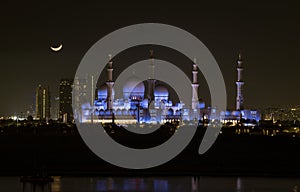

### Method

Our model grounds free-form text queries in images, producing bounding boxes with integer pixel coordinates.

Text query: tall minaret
[191,58,199,110]
[147,50,156,104]
[106,54,114,110]
[236,52,244,110]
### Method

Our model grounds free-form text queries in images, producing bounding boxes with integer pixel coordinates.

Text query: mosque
[74,51,261,126]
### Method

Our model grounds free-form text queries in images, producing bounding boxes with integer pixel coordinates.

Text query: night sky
[0,1,299,116]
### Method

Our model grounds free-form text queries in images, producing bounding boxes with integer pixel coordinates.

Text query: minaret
[191,58,199,110]
[236,52,244,110]
[147,50,156,104]
[106,54,114,110]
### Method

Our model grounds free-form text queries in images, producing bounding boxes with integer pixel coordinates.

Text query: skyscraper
[35,85,50,120]
[59,79,73,123]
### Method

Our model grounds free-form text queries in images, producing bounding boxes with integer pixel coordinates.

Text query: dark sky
[0,1,299,116]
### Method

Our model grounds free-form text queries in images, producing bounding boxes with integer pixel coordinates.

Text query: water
[0,176,299,192]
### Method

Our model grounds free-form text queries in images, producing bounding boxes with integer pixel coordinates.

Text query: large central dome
[97,84,115,100]
[154,85,169,101]
[123,76,145,100]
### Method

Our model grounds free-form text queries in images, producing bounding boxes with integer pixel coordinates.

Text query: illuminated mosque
[75,51,261,126]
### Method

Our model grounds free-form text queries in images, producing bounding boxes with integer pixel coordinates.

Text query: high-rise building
[35,85,50,120]
[59,79,73,123]
[51,96,60,120]
[73,76,88,123]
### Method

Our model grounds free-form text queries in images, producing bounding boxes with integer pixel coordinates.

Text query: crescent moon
[50,44,63,52]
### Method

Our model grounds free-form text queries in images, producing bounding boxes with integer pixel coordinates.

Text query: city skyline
[0,1,299,116]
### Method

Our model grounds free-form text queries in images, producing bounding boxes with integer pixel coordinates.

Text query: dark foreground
[2,176,300,192]
[0,124,300,177]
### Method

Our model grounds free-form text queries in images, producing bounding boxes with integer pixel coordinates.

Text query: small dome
[97,84,114,100]
[141,99,149,108]
[98,85,107,100]
[232,110,241,116]
[225,110,231,116]
[81,102,91,110]
[123,77,145,100]
[154,85,169,101]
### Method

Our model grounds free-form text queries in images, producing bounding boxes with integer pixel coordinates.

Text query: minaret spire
[148,50,155,79]
[106,54,114,110]
[238,51,242,62]
[147,50,156,103]
[191,58,199,120]
[236,51,244,110]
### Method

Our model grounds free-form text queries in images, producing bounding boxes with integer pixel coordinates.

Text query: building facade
[75,52,204,124]
[74,52,261,126]
[221,52,261,126]
[59,79,73,123]
[35,85,50,120]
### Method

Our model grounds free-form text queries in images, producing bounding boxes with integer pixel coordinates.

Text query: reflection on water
[0,176,299,192]
[21,182,51,192]
[237,177,242,192]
